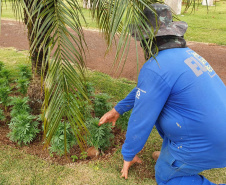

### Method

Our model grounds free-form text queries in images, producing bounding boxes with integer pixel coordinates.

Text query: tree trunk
[83,0,87,8]
[83,0,91,9]
[87,0,91,9]
[23,1,49,112]
[24,0,49,75]
[165,0,182,15]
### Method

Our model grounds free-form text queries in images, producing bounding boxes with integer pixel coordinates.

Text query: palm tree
[1,0,188,152]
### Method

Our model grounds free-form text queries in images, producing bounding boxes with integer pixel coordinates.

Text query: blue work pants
[155,137,225,185]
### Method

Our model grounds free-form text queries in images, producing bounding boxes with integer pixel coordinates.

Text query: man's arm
[121,68,171,162]
[98,87,137,126]
[114,87,137,115]
[120,68,171,179]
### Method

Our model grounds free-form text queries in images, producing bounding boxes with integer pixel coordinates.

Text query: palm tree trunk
[24,0,49,75]
[23,0,49,113]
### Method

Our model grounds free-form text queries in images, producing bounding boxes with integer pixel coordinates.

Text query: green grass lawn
[0,48,226,184]
[0,48,30,77]
[0,144,157,185]
[179,0,226,45]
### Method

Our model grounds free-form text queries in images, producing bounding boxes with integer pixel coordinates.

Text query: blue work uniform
[114,48,226,185]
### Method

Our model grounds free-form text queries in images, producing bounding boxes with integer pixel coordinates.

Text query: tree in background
[83,0,91,9]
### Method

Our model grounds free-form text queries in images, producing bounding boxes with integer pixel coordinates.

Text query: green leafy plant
[71,155,78,162]
[94,93,113,118]
[116,110,132,131]
[82,100,94,122]
[0,86,11,110]
[16,78,30,95]
[68,92,94,122]
[8,113,40,145]
[17,64,32,80]
[49,121,77,156]
[0,109,5,121]
[9,96,30,117]
[80,151,87,160]
[85,82,95,98]
[0,61,4,71]
[86,117,114,151]
[0,67,12,111]
[14,65,31,96]
[0,78,8,87]
[0,68,11,82]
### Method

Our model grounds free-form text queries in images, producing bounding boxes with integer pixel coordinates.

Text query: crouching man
[99,3,226,185]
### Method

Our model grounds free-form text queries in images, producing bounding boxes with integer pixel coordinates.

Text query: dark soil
[0,119,125,165]
[0,19,226,167]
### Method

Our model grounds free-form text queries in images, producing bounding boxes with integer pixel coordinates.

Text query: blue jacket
[115,48,226,169]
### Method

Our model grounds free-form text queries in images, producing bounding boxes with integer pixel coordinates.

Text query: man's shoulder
[140,47,195,87]
[143,47,191,72]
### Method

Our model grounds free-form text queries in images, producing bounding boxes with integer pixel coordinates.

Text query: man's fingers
[136,158,142,164]
[124,171,128,179]
[120,170,128,179]
[112,121,116,127]
[98,121,103,126]
[98,117,106,126]
[121,161,130,180]
[99,117,116,127]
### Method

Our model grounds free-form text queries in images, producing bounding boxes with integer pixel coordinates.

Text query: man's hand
[120,155,142,179]
[98,108,120,126]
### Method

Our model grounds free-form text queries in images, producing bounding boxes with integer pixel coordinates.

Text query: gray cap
[130,3,188,40]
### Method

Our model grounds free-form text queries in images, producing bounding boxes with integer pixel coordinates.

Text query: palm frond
[37,0,88,150]
[17,0,89,151]
[90,0,163,77]
[0,0,1,33]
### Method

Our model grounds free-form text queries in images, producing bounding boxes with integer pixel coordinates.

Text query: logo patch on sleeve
[136,88,146,99]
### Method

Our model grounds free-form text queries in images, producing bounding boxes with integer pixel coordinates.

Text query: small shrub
[71,155,78,162]
[82,100,94,121]
[80,151,87,160]
[77,82,95,99]
[67,93,93,121]
[8,113,40,145]
[49,121,77,156]
[85,82,95,98]
[86,117,114,151]
[94,93,113,118]
[116,111,132,131]
[0,78,9,87]
[0,68,11,82]
[0,109,5,121]
[0,61,4,71]
[16,78,30,95]
[0,86,11,109]
[17,64,32,80]
[9,96,30,117]
[0,68,12,110]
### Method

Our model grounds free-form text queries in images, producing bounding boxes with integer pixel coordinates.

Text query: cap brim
[156,21,188,37]
[130,21,188,41]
